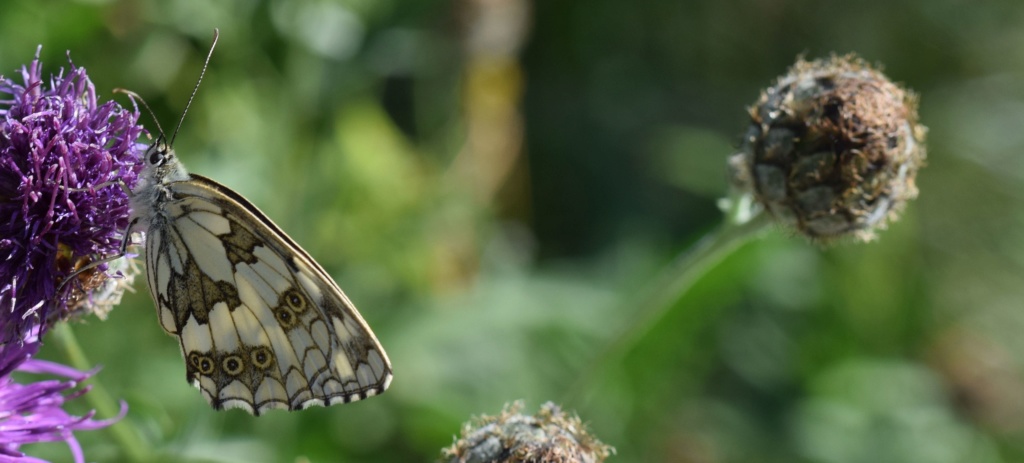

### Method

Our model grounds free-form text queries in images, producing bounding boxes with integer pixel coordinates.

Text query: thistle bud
[441,401,614,463]
[729,54,926,241]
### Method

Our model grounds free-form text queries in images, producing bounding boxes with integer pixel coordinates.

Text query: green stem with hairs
[53,323,149,462]
[565,198,772,405]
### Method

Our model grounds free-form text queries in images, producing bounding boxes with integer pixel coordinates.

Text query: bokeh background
[4,0,1023,462]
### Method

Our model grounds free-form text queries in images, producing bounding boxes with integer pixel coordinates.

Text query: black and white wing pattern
[143,174,392,415]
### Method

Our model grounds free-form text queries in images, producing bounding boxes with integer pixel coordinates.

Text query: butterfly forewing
[143,174,392,415]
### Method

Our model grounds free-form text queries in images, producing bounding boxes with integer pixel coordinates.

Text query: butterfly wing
[144,174,392,415]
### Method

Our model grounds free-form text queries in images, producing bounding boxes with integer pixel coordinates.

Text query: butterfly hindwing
[144,175,392,415]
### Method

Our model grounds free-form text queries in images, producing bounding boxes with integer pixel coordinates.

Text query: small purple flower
[0,335,123,463]
[0,47,144,344]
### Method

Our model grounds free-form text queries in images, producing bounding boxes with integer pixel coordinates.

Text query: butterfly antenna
[169,28,219,147]
[113,88,167,143]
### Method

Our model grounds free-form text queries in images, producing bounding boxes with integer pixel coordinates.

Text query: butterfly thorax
[130,143,191,229]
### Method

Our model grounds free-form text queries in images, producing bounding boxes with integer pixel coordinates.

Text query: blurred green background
[5,0,1022,462]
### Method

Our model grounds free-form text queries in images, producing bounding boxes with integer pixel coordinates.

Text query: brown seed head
[730,54,927,241]
[441,401,614,463]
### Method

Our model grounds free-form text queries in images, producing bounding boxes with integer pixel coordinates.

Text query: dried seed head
[441,401,614,463]
[729,54,927,242]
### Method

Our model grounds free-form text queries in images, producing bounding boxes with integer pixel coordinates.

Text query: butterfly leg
[66,178,131,196]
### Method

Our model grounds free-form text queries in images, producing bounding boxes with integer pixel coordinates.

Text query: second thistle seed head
[730,54,927,241]
[441,401,614,463]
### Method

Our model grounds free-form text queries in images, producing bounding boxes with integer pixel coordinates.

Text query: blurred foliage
[4,0,1024,462]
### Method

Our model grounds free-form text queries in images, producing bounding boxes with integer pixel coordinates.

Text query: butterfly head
[130,140,190,226]
[145,141,175,168]
[138,140,189,186]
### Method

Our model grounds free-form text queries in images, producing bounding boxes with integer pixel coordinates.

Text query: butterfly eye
[222,355,245,376]
[148,150,161,165]
[147,144,174,166]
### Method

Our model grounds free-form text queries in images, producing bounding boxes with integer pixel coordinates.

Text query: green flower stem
[53,323,149,462]
[565,204,773,405]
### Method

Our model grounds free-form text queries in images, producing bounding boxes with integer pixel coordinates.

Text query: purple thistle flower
[0,335,124,463]
[0,47,144,344]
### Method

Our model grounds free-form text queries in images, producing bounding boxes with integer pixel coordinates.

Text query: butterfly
[122,31,391,415]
